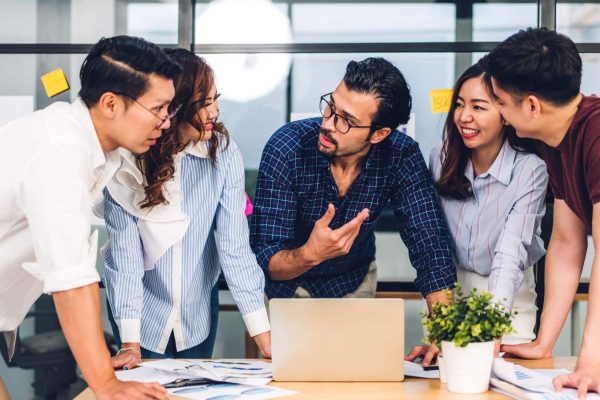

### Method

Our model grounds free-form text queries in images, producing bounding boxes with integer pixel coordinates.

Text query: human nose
[459,107,474,123]
[207,101,219,119]
[322,112,336,131]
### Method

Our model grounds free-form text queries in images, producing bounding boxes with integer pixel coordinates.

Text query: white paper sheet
[139,359,274,386]
[491,359,600,400]
[403,360,440,379]
[115,366,192,385]
[200,360,272,379]
[167,382,295,400]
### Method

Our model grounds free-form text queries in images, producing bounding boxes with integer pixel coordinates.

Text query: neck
[539,93,583,147]
[89,107,117,153]
[471,140,504,177]
[330,146,370,172]
[179,122,201,145]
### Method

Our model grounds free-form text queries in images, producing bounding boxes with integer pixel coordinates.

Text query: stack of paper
[116,359,296,400]
[490,359,600,400]
[403,360,440,379]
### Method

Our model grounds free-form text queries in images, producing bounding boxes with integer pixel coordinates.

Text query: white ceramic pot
[437,355,447,384]
[441,340,494,394]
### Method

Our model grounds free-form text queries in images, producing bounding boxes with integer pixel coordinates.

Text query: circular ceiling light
[196,0,293,103]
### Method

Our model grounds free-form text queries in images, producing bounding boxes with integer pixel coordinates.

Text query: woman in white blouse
[407,63,548,366]
[103,49,271,368]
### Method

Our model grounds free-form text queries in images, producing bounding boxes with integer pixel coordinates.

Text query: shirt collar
[183,140,210,158]
[464,139,516,186]
[70,97,108,171]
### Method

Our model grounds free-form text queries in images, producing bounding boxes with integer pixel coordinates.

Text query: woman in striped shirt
[407,63,548,366]
[103,49,271,368]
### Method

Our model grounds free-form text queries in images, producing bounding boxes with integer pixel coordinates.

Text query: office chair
[0,309,117,400]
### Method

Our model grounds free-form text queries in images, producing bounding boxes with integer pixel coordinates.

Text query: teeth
[463,128,480,134]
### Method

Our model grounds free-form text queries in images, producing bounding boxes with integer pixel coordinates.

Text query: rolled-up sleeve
[103,190,145,343]
[391,141,456,296]
[215,144,269,336]
[489,159,548,310]
[249,141,296,275]
[17,142,100,294]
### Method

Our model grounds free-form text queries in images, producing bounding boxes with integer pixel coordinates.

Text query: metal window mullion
[538,0,557,30]
[179,0,194,50]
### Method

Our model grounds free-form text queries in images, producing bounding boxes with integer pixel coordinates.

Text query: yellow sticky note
[430,89,453,113]
[40,68,70,97]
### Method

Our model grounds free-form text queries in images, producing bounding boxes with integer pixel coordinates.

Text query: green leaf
[421,283,514,347]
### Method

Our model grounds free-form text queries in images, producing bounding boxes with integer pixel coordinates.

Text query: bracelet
[116,347,141,357]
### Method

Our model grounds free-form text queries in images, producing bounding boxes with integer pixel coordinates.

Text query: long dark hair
[138,48,230,209]
[436,63,537,200]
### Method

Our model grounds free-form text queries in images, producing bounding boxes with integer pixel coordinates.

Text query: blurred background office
[1,0,600,398]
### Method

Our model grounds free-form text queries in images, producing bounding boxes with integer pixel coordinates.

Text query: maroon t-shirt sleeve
[538,142,565,200]
[584,116,600,204]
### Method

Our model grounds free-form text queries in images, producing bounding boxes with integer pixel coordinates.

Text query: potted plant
[422,285,514,394]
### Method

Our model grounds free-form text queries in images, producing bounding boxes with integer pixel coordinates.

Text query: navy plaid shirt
[250,118,456,298]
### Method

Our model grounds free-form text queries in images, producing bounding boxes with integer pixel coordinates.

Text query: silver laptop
[270,298,405,382]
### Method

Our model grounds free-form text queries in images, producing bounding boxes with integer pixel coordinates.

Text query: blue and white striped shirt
[429,140,548,309]
[103,139,268,354]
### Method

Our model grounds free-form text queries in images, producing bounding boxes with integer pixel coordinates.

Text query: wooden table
[75,357,576,400]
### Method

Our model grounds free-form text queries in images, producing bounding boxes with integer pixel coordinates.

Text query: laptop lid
[270,298,404,382]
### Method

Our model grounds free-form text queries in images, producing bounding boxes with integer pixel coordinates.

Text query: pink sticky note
[244,192,254,217]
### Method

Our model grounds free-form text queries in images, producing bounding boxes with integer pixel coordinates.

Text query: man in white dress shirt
[0,36,180,399]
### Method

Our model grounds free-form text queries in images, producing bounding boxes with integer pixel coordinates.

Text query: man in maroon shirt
[482,28,600,398]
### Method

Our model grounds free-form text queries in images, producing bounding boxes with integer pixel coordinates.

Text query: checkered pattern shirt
[250,118,456,298]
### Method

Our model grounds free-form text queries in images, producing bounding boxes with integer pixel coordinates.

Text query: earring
[502,119,510,126]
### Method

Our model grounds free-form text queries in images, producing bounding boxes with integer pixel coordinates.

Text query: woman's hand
[253,331,272,359]
[112,343,142,370]
[405,344,441,367]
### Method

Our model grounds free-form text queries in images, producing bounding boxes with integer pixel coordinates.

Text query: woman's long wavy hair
[138,48,230,209]
[436,63,538,200]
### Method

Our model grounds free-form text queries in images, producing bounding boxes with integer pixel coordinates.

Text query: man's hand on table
[501,339,553,359]
[95,378,167,400]
[553,357,600,399]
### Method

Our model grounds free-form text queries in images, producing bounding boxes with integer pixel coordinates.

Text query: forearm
[425,289,452,312]
[578,253,600,365]
[53,283,115,392]
[268,246,320,280]
[489,256,523,311]
[536,238,584,349]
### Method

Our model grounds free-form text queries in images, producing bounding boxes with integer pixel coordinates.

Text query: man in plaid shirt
[250,58,455,309]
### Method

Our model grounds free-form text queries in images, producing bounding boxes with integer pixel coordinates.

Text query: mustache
[319,128,338,146]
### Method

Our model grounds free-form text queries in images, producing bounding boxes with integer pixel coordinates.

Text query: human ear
[369,127,392,144]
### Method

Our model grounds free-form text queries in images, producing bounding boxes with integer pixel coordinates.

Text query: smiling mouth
[461,128,480,138]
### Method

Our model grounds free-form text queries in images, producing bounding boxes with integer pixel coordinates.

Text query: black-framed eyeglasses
[115,92,181,129]
[319,92,380,134]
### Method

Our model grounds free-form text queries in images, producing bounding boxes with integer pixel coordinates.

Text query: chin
[136,144,151,154]
[317,147,336,158]
[202,131,213,141]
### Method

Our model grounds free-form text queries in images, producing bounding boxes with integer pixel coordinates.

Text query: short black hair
[79,35,181,107]
[480,27,581,106]
[342,57,412,130]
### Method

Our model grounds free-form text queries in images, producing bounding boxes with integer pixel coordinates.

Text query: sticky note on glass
[40,68,70,97]
[430,89,453,113]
